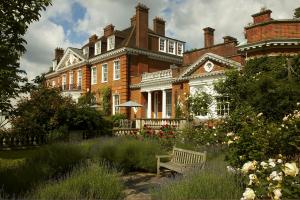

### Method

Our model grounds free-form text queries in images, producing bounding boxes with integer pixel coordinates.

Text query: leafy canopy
[0,0,51,112]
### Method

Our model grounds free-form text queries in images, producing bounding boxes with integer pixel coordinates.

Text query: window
[83,47,89,57]
[216,96,230,117]
[159,38,166,52]
[177,43,183,56]
[77,69,82,89]
[95,41,101,55]
[102,64,108,82]
[166,91,172,118]
[168,40,175,54]
[62,74,66,91]
[52,80,56,87]
[69,71,74,90]
[91,66,97,85]
[113,95,120,114]
[107,35,115,51]
[113,60,120,80]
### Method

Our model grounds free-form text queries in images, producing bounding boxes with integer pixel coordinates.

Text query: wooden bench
[156,147,207,175]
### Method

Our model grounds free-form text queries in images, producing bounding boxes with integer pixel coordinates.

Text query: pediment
[55,48,86,71]
[179,53,242,78]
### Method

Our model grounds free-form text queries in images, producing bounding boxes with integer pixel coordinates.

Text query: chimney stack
[203,27,215,48]
[252,9,272,24]
[89,34,98,43]
[104,24,115,37]
[54,47,64,62]
[223,36,237,44]
[131,15,136,26]
[153,17,165,36]
[136,3,149,49]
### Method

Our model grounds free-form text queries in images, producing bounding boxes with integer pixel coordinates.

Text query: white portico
[140,69,173,119]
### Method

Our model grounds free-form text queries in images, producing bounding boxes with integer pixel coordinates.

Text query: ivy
[100,86,111,116]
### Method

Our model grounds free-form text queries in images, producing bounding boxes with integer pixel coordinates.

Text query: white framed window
[102,63,108,82]
[107,35,115,51]
[95,41,101,55]
[77,69,82,89]
[52,80,56,87]
[168,40,175,54]
[166,90,172,118]
[113,94,120,114]
[177,42,183,56]
[113,60,120,80]
[69,71,74,90]
[91,66,97,85]
[62,74,67,90]
[216,96,230,117]
[83,47,89,57]
[159,37,166,52]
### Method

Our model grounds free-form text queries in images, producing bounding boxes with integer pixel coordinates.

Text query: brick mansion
[45,4,300,120]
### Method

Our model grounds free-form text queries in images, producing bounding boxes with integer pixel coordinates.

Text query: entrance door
[154,92,159,118]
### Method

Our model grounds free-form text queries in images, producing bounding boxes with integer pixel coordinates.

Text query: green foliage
[90,137,165,172]
[294,7,300,18]
[152,154,243,200]
[188,91,212,116]
[99,86,111,116]
[0,0,52,112]
[0,143,86,197]
[32,161,124,200]
[77,91,96,107]
[215,56,300,121]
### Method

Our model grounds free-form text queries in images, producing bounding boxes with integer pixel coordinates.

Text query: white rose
[260,161,268,169]
[277,159,283,164]
[248,174,257,185]
[242,161,256,174]
[269,171,282,182]
[241,188,256,200]
[227,132,234,137]
[234,136,240,141]
[257,112,263,117]
[269,161,276,168]
[282,116,288,121]
[283,162,299,177]
[228,140,234,145]
[273,188,282,200]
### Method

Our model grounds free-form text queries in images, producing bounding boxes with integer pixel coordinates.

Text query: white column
[162,90,167,118]
[147,91,152,118]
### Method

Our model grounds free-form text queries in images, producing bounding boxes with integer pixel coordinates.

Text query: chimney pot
[203,27,215,48]
[251,9,272,24]
[223,36,237,44]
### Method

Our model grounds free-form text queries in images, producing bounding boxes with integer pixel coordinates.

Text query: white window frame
[112,94,120,115]
[159,37,166,52]
[94,41,101,55]
[69,71,74,89]
[77,69,82,88]
[83,47,89,57]
[91,66,97,85]
[216,96,230,117]
[168,40,176,55]
[166,90,172,118]
[113,60,120,80]
[52,80,56,87]
[107,35,115,51]
[102,63,108,83]
[177,42,184,56]
[62,74,67,90]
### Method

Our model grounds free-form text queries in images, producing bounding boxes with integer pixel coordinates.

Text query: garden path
[122,171,174,200]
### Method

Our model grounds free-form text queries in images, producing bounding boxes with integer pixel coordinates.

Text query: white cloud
[20,0,300,81]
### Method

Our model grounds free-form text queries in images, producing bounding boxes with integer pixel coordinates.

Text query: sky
[20,0,300,81]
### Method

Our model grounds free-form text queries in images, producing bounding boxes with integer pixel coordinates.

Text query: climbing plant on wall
[100,86,111,116]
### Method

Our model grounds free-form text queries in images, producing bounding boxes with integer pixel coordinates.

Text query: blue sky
[20,0,300,81]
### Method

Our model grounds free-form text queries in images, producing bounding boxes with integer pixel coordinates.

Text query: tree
[0,0,52,112]
[294,7,300,18]
[215,55,300,121]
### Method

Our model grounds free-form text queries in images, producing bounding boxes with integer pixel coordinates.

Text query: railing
[112,128,139,136]
[141,69,172,82]
[136,118,187,130]
[0,134,47,150]
[62,84,82,92]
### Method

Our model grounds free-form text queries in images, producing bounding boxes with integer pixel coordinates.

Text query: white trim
[168,40,176,55]
[77,69,82,88]
[112,94,120,115]
[101,63,108,83]
[107,35,115,51]
[177,42,184,56]
[91,66,97,85]
[159,37,166,52]
[113,59,120,80]
[94,41,101,55]
[55,48,86,71]
[83,46,89,57]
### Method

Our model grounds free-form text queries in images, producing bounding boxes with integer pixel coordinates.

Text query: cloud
[20,0,300,81]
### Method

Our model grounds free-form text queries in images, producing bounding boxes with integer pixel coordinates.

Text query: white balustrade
[142,69,172,82]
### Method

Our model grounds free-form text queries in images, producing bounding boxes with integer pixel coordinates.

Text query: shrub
[152,154,243,200]
[32,161,124,200]
[90,137,165,172]
[0,142,86,197]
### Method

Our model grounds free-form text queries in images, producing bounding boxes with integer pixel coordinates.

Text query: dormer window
[159,38,166,52]
[95,41,101,55]
[107,35,115,51]
[177,43,183,56]
[168,40,175,54]
[83,47,89,57]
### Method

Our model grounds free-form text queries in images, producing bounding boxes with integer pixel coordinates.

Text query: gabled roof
[179,53,242,78]
[55,47,87,71]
